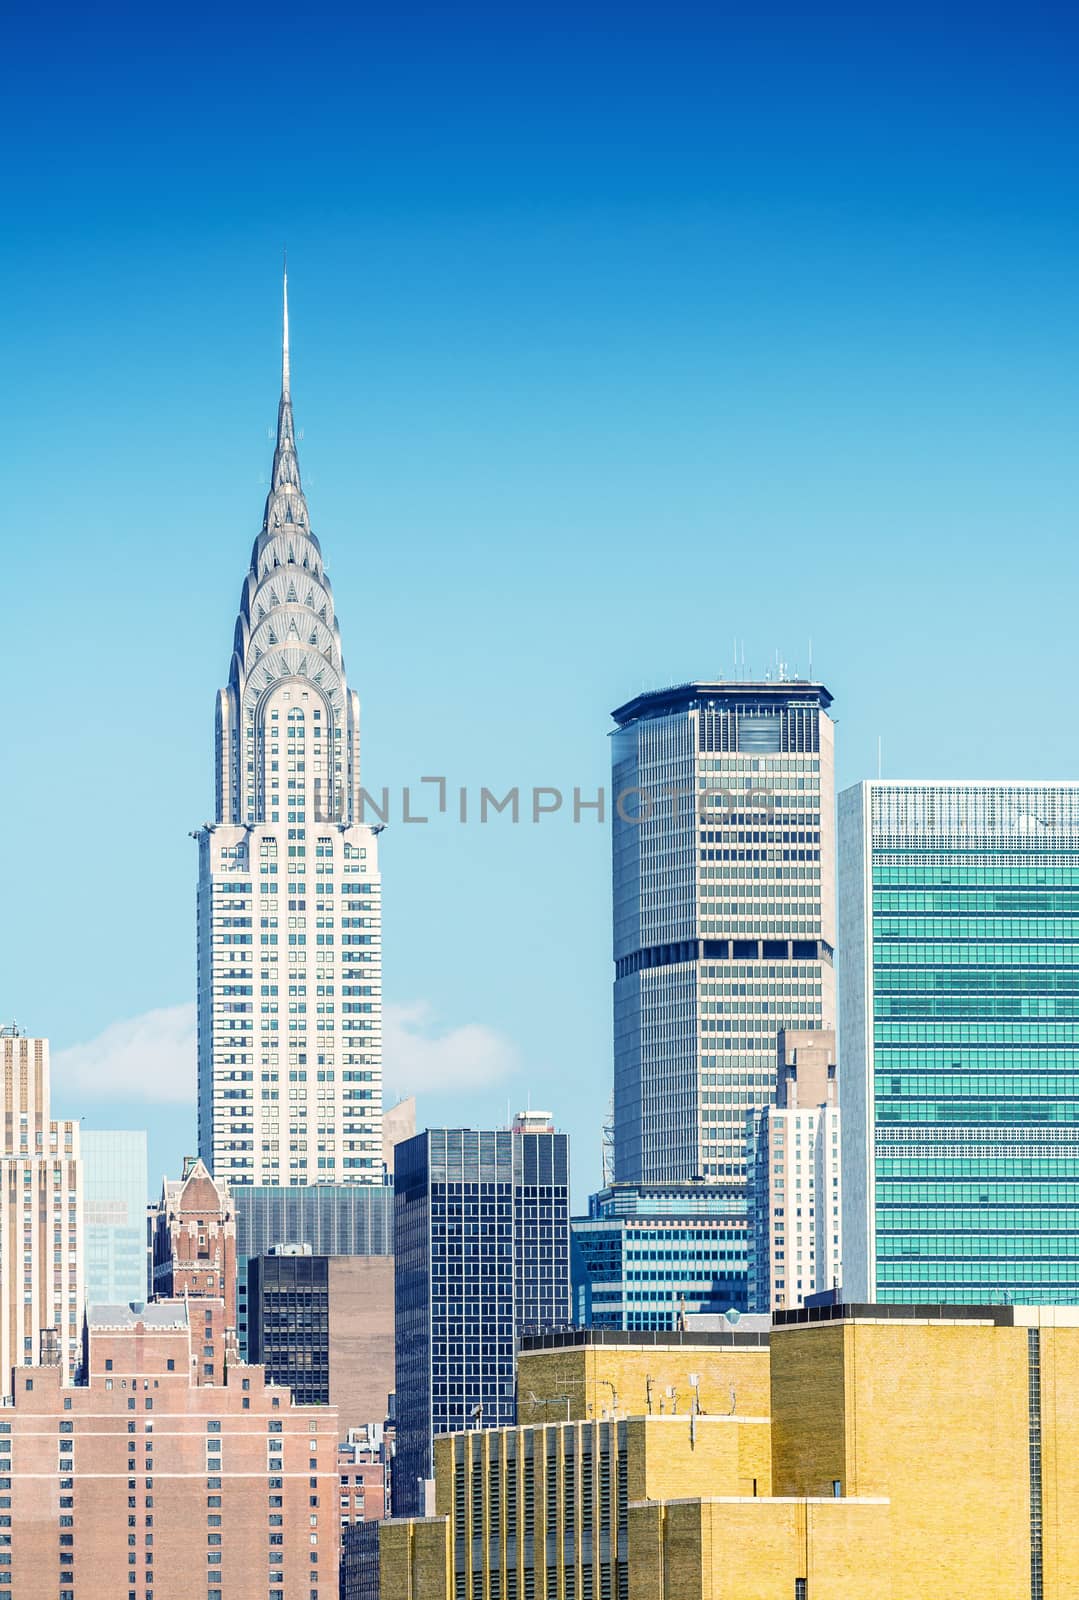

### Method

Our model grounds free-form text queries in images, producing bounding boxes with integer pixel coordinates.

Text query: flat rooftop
[521,1326,770,1352]
[612,680,833,727]
[771,1301,1079,1329]
[87,1302,189,1330]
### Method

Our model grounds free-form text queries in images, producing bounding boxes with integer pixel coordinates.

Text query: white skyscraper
[0,1028,83,1392]
[197,272,383,1187]
[748,1029,841,1313]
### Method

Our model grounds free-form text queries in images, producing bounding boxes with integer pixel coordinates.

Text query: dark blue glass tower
[393,1121,570,1516]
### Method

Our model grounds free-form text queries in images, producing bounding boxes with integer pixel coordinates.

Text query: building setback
[610,681,835,1188]
[82,1130,149,1309]
[380,1324,774,1600]
[749,1028,841,1313]
[0,1028,82,1392]
[197,269,383,1187]
[0,1301,339,1600]
[840,780,1079,1302]
[247,1249,395,1437]
[393,1118,571,1517]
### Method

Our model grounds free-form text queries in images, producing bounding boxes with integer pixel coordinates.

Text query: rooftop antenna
[877,736,883,780]
[600,1095,615,1188]
[808,637,814,678]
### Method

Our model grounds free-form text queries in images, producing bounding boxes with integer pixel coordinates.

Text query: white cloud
[383,1001,519,1095]
[53,1003,196,1105]
[50,998,514,1107]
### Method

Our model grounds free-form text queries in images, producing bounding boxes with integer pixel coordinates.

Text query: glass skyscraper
[393,1119,570,1516]
[840,780,1079,1303]
[612,681,836,1186]
[571,1181,748,1329]
[81,1130,149,1308]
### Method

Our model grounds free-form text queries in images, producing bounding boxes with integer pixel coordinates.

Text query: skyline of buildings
[12,283,1078,1305]
[10,271,1079,1599]
[196,270,384,1189]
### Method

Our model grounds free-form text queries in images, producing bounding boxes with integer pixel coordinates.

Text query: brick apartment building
[0,1299,340,1600]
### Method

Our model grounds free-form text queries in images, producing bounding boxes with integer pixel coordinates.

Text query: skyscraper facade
[611,681,835,1186]
[197,273,383,1188]
[393,1118,571,1516]
[0,1028,83,1392]
[840,780,1079,1303]
[81,1130,149,1308]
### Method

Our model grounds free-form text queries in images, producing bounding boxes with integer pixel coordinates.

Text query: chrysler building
[197,272,383,1186]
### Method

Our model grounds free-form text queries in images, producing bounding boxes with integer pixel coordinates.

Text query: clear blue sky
[4,2,1079,1202]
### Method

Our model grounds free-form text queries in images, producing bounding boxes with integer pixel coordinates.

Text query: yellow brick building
[515,1328,771,1427]
[380,1308,1079,1600]
[629,1495,891,1599]
[770,1301,1079,1600]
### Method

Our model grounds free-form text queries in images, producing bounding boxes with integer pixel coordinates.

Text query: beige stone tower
[0,1027,83,1393]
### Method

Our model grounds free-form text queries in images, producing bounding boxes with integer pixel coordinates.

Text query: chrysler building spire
[282,257,291,397]
[265,262,305,536]
[213,274,362,827]
[197,275,384,1189]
